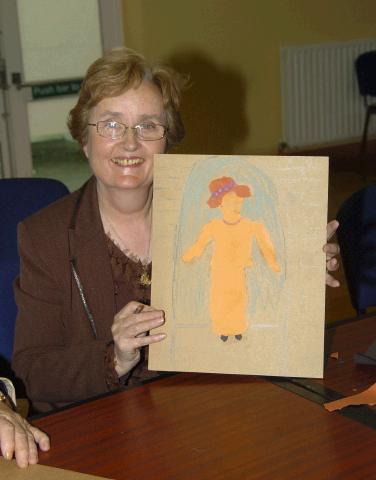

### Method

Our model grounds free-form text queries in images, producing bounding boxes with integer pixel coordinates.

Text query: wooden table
[323,315,376,396]
[286,315,376,419]
[32,316,376,480]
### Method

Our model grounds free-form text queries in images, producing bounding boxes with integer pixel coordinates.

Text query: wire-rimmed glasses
[88,120,167,141]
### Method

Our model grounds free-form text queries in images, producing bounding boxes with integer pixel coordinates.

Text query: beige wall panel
[122,0,376,154]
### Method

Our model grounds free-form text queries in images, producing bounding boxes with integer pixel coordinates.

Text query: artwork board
[149,155,328,378]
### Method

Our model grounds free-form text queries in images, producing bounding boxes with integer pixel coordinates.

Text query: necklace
[139,268,152,287]
[222,218,241,225]
[101,214,152,287]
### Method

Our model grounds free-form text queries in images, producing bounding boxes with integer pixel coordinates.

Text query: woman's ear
[83,143,89,159]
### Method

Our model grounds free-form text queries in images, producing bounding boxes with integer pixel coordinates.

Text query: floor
[32,139,376,324]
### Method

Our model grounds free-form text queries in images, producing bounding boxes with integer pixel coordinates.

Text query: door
[0,0,123,179]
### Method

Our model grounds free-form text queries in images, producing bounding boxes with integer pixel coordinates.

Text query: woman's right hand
[324,220,340,287]
[111,301,166,377]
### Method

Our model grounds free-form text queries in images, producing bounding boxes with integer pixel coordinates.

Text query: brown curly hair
[68,48,188,150]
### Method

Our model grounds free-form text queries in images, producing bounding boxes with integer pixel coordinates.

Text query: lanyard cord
[70,258,98,339]
[67,179,98,340]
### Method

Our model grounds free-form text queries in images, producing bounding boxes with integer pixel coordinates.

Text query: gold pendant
[140,271,152,286]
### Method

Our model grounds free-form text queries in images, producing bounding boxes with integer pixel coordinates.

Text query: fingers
[117,301,153,317]
[125,330,166,351]
[326,256,339,272]
[112,302,166,375]
[0,410,48,468]
[127,311,165,338]
[114,314,166,352]
[323,220,340,257]
[323,242,340,258]
[326,219,339,241]
[326,272,340,288]
[325,255,340,287]
[29,425,50,452]
[14,423,36,468]
[0,417,15,462]
[113,308,165,340]
[324,220,340,288]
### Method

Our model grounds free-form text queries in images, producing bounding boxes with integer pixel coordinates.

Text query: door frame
[99,0,124,52]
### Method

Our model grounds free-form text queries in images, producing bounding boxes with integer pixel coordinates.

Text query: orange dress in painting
[183,218,280,336]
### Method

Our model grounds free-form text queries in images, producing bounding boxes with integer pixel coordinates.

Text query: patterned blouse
[105,237,160,388]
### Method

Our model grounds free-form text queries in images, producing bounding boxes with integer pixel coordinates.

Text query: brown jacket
[12,177,120,412]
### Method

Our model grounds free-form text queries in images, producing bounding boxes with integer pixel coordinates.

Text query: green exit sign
[32,79,82,99]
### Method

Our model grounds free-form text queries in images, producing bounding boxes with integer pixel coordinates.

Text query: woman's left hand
[323,220,340,288]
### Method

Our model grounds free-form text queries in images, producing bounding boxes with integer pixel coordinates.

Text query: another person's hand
[324,220,340,288]
[111,301,166,377]
[0,402,50,468]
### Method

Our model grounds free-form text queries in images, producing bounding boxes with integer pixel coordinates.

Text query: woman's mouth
[111,157,144,167]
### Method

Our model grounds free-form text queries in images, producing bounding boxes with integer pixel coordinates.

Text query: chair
[355,50,376,176]
[336,185,376,314]
[0,178,69,372]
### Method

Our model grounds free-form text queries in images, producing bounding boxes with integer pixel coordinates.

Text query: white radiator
[280,38,376,148]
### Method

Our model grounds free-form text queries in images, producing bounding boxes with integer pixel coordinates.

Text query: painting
[149,155,328,378]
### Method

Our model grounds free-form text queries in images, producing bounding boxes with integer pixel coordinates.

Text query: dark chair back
[355,50,376,99]
[0,178,69,366]
[336,185,376,314]
[354,51,376,177]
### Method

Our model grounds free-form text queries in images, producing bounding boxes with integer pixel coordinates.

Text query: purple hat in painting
[207,176,251,208]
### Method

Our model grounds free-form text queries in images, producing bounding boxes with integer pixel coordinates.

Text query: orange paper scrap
[324,382,376,412]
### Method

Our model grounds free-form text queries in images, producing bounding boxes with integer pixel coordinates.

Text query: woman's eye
[140,123,156,130]
[106,121,120,129]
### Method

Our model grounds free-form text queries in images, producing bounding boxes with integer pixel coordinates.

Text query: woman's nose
[120,127,139,150]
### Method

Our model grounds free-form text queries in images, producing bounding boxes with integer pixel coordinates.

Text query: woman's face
[83,80,167,193]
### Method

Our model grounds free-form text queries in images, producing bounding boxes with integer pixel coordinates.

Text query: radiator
[280,38,376,148]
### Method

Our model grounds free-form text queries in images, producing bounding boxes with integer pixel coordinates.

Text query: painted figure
[182,176,280,341]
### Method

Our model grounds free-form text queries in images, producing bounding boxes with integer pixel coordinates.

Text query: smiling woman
[12,48,188,413]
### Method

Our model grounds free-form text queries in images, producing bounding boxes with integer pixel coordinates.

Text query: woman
[12,48,185,412]
[12,48,339,413]
[182,176,280,341]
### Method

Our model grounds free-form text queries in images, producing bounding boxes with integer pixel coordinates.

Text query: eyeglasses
[88,120,167,141]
